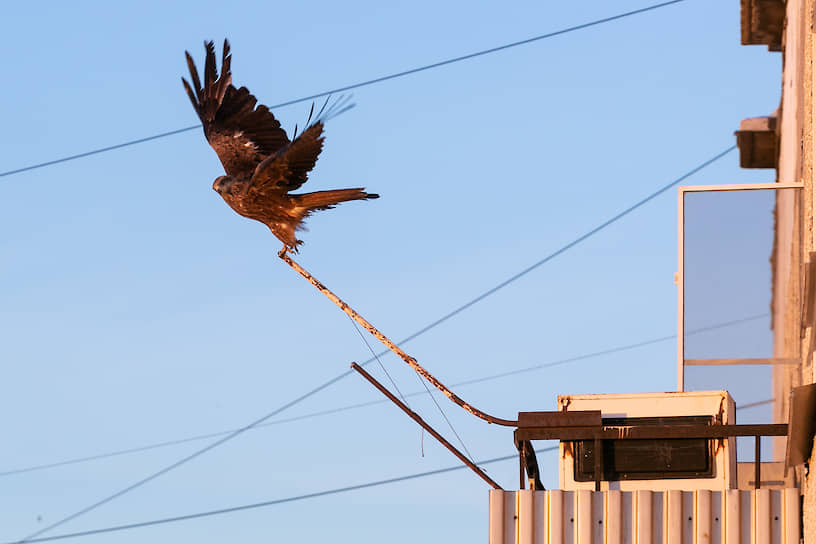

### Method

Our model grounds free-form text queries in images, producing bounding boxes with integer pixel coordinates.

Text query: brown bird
[182,39,378,252]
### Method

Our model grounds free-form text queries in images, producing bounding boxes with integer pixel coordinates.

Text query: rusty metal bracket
[514,416,788,490]
[516,440,545,490]
[786,382,816,468]
[514,423,788,442]
[279,250,517,426]
[351,362,503,489]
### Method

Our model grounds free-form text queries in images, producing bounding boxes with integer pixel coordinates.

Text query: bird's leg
[277,242,302,257]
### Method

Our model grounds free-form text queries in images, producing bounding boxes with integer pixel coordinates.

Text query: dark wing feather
[215,41,231,105]
[183,39,290,179]
[203,41,217,92]
[181,76,198,113]
[249,122,324,195]
[282,123,325,189]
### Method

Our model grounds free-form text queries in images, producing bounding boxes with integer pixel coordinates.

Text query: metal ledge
[740,0,784,47]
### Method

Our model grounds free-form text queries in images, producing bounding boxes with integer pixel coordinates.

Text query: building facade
[739,0,816,540]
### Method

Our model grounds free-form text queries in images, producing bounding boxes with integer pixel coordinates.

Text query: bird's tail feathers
[294,188,379,212]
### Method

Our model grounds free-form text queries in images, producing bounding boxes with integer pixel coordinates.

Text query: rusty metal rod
[279,250,517,426]
[514,423,788,442]
[351,362,503,490]
[594,436,603,492]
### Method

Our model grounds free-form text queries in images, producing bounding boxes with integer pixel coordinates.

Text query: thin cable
[350,311,474,460]
[737,399,774,410]
[253,0,686,110]
[5,447,559,544]
[391,145,737,347]
[347,315,410,405]
[348,315,432,456]
[14,146,734,540]
[0,0,687,180]
[412,371,477,463]
[0,126,200,179]
[2,311,764,479]
[14,372,350,543]
[454,312,768,387]
[4,401,777,542]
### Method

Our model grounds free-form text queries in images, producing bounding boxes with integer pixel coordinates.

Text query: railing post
[594,436,603,491]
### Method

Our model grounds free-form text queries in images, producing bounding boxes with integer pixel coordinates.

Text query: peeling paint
[279,251,518,427]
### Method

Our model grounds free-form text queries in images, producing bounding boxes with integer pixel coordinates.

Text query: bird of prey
[182,39,378,252]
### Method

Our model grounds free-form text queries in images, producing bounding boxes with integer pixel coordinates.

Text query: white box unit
[558,391,736,491]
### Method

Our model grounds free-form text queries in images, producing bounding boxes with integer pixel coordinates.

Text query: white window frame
[676,182,803,391]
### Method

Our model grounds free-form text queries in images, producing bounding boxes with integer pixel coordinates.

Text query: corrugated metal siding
[489,489,799,544]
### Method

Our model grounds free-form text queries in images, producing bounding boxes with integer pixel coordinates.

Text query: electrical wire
[735,399,774,410]
[5,377,777,544]
[13,144,733,541]
[7,397,778,543]
[412,368,477,463]
[4,446,559,544]
[14,373,350,543]
[0,0,687,180]
[0,312,768,478]
[348,316,410,406]
[452,312,768,387]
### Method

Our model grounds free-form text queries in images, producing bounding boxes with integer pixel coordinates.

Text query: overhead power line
[737,399,774,410]
[0,0,687,180]
[14,144,735,542]
[7,396,779,544]
[8,389,779,542]
[5,447,559,544]
[0,311,767,478]
[5,376,779,544]
[15,373,349,543]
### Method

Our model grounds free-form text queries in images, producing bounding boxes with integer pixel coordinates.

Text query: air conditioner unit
[558,391,736,491]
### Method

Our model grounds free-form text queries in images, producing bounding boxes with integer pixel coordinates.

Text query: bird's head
[213,175,238,196]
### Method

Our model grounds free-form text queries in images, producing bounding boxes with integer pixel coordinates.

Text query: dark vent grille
[574,415,715,481]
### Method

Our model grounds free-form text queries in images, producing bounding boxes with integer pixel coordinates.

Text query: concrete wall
[773,0,816,540]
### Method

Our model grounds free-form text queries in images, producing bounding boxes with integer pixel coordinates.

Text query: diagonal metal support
[351,362,503,489]
[279,250,517,426]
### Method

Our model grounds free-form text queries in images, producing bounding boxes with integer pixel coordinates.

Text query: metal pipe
[351,362,503,490]
[514,423,788,442]
[594,436,603,491]
[279,250,517,426]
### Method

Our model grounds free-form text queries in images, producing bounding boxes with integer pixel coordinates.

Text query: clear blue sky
[1,1,781,542]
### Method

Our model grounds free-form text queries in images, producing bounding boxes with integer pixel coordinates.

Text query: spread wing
[248,123,325,198]
[182,39,290,180]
